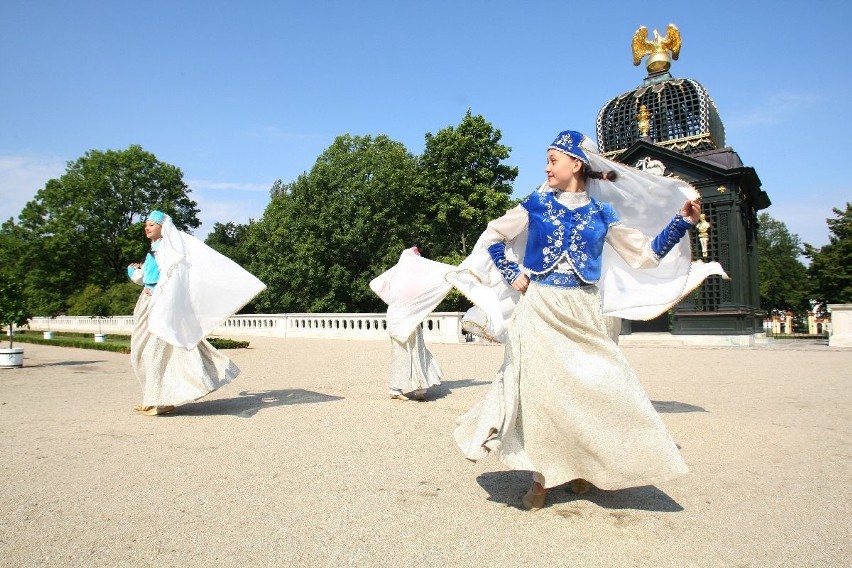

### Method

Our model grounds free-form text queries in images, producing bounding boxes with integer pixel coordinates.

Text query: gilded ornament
[696,213,711,258]
[637,105,651,136]
[632,23,682,74]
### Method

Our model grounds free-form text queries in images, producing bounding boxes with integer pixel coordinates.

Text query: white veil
[584,138,729,320]
[148,216,267,349]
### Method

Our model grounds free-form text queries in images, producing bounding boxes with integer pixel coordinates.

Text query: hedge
[8,330,249,353]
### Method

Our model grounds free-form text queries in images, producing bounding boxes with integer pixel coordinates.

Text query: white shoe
[388,388,408,400]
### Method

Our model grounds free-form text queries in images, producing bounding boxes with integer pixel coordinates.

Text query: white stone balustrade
[26,312,467,344]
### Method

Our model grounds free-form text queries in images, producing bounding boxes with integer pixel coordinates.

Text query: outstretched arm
[607,199,699,268]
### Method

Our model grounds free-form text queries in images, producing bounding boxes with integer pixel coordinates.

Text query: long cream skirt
[130,291,239,406]
[454,282,688,490]
[389,326,443,391]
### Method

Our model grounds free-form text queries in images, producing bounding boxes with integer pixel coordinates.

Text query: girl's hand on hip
[512,274,530,293]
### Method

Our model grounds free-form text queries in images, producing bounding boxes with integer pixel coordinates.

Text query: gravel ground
[0,337,849,567]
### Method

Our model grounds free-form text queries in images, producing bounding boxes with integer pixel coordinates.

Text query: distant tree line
[1,110,849,320]
[0,111,518,316]
[757,206,852,318]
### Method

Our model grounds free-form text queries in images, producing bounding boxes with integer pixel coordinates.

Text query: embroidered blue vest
[520,190,619,284]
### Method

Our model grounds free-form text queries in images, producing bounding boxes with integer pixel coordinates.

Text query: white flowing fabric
[373,139,728,342]
[369,248,455,341]
[585,149,729,320]
[148,216,267,349]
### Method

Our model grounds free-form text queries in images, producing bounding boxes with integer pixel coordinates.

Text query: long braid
[582,164,618,182]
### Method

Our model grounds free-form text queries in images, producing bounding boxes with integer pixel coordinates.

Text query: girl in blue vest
[453,131,702,510]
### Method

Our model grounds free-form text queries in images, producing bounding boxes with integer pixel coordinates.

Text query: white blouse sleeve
[605,224,660,269]
[480,204,529,247]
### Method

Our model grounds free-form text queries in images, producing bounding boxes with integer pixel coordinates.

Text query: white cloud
[186,178,274,239]
[186,178,271,193]
[0,155,66,223]
[189,183,273,239]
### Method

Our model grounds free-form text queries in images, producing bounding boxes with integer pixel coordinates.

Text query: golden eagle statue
[632,23,681,74]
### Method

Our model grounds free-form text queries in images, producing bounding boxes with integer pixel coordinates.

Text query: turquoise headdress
[147,210,166,224]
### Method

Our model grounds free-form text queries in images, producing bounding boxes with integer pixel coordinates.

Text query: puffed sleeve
[605,224,661,269]
[480,204,529,246]
[482,205,529,284]
[127,265,143,285]
[606,213,695,269]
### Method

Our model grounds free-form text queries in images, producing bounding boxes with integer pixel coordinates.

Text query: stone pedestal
[827,304,852,347]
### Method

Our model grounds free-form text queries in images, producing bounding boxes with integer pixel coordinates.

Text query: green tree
[246,134,427,313]
[205,221,251,267]
[418,110,518,259]
[12,145,200,314]
[66,284,108,316]
[757,213,809,314]
[0,272,32,349]
[0,218,64,316]
[804,203,852,305]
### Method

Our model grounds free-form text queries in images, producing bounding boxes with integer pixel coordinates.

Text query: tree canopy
[245,133,427,313]
[804,203,852,305]
[237,113,519,314]
[6,145,199,314]
[756,212,809,314]
[418,110,518,259]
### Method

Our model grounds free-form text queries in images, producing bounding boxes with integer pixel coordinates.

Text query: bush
[105,282,141,315]
[10,333,131,353]
[12,331,249,352]
[66,285,107,316]
[208,337,251,349]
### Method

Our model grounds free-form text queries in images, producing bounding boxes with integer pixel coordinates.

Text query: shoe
[414,389,427,401]
[143,405,175,416]
[134,404,154,412]
[568,479,592,495]
[388,389,408,401]
[522,483,548,511]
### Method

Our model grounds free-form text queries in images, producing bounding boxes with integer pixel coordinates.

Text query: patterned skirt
[454,282,688,490]
[130,291,240,406]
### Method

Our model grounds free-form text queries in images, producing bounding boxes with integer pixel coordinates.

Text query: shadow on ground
[25,360,107,368]
[652,400,706,413]
[173,389,344,418]
[476,470,683,513]
[426,378,489,401]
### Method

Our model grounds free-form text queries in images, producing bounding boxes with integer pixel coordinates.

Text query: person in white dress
[127,210,265,416]
[371,246,443,401]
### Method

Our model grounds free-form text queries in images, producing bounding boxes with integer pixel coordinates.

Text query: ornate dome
[596,74,726,157]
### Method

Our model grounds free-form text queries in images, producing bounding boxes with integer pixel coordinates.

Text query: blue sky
[1,1,849,249]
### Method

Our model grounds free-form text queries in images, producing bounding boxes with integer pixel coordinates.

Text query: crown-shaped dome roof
[596,73,726,157]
